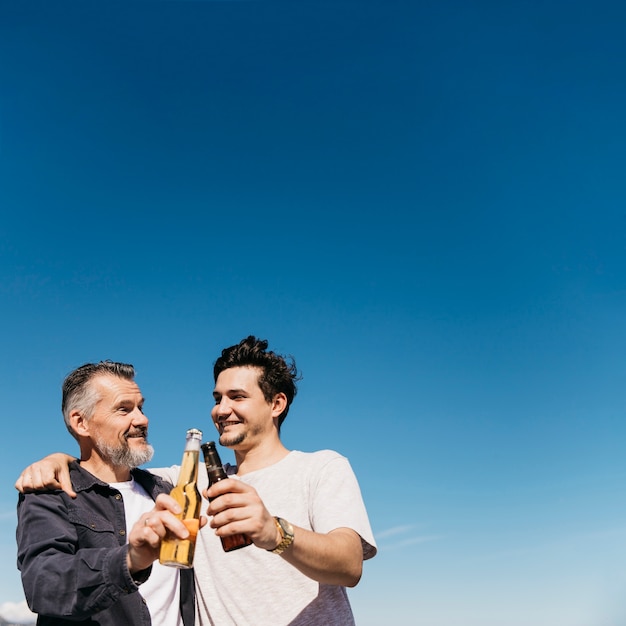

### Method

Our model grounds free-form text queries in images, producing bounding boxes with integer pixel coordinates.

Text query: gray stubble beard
[95,438,154,469]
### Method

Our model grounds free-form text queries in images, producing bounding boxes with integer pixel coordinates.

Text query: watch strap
[268,516,294,554]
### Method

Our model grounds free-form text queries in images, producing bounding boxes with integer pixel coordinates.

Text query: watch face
[269,517,294,554]
[277,517,294,537]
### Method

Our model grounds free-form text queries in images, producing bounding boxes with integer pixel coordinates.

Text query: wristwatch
[268,516,294,554]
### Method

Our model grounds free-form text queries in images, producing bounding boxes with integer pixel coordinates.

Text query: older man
[16,361,198,626]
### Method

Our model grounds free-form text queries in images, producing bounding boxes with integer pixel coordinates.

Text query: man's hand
[15,453,77,498]
[127,493,207,574]
[203,478,280,550]
[203,479,363,586]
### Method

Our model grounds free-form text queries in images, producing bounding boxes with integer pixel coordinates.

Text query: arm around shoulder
[15,452,77,498]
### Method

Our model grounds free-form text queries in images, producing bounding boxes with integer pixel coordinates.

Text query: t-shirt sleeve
[309,453,377,560]
[148,465,181,484]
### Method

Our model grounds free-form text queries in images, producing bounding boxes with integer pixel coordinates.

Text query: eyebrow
[115,397,145,406]
[213,388,246,398]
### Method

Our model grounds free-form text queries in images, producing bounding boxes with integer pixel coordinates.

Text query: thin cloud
[0,600,35,623]
[472,525,626,564]
[383,534,442,551]
[376,524,417,539]
[375,524,442,550]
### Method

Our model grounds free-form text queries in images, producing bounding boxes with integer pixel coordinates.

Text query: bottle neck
[177,438,201,486]
[202,443,227,484]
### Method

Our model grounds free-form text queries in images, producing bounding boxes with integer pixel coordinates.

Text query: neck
[79,456,132,483]
[233,437,289,475]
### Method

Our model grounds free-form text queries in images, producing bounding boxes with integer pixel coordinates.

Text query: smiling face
[75,374,154,469]
[211,366,283,450]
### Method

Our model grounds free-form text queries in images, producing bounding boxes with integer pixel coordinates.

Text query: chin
[219,433,245,448]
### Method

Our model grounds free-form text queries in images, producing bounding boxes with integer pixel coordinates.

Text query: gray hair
[62,361,135,440]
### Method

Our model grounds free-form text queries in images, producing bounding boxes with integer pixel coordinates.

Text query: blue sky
[2,1,626,624]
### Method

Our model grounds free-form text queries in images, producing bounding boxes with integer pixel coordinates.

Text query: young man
[16,361,198,626]
[16,338,377,625]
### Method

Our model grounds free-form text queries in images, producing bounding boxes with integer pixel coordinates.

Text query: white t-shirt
[111,478,184,626]
[153,449,377,626]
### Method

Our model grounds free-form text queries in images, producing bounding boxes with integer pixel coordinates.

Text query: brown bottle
[201,441,253,552]
[159,428,203,568]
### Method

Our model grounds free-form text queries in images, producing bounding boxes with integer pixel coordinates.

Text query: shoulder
[289,449,348,467]
[17,484,74,517]
[282,450,354,479]
[147,465,181,484]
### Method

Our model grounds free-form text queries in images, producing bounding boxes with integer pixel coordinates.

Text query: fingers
[204,476,250,504]
[140,513,182,541]
[139,513,168,545]
[127,510,207,574]
[205,480,256,517]
[154,493,183,515]
[14,473,25,493]
[203,482,271,547]
[58,473,78,498]
[15,467,58,494]
[127,514,163,573]
[136,497,195,542]
[14,465,37,492]
[143,512,208,537]
[14,462,77,498]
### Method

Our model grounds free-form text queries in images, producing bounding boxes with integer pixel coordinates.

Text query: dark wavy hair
[213,336,300,429]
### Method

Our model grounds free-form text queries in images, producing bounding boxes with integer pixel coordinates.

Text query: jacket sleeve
[16,491,148,619]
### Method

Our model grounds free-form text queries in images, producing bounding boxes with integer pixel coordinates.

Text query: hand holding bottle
[127,493,199,574]
[203,477,284,550]
[202,442,253,552]
[160,428,204,568]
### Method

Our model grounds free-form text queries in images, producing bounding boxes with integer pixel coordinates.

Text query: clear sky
[1,1,626,624]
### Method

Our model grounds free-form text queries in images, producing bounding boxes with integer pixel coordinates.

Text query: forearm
[279,526,363,587]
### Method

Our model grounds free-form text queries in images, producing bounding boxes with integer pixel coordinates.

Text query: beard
[218,422,265,448]
[95,428,154,468]
[219,432,246,447]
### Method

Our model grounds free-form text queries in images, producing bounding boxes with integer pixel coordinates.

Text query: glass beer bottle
[159,428,203,568]
[201,441,253,552]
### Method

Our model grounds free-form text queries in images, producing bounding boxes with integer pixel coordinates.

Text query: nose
[132,408,149,426]
[213,397,232,418]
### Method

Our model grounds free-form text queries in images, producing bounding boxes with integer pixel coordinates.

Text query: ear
[70,410,90,437]
[270,392,288,419]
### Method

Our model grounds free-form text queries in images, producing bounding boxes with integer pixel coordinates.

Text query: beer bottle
[201,441,253,552]
[159,428,203,568]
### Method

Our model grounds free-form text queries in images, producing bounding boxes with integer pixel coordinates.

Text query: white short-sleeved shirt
[153,449,376,626]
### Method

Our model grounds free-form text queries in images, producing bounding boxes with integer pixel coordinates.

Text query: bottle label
[183,518,200,540]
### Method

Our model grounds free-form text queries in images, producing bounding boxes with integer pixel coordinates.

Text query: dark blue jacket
[17,462,194,626]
